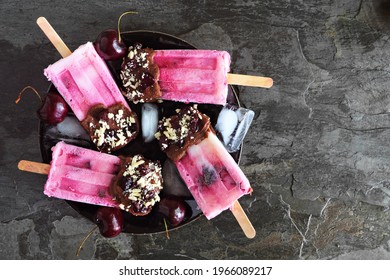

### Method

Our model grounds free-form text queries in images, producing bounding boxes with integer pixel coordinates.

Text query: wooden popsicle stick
[227,73,273,88]
[230,200,256,239]
[18,160,50,175]
[36,17,72,58]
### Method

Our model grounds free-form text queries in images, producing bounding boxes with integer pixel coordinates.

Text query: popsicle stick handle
[227,73,273,88]
[37,17,72,58]
[230,200,256,239]
[18,160,50,175]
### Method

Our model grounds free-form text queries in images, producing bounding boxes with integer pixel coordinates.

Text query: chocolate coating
[120,43,161,103]
[155,105,211,161]
[81,103,139,153]
[110,155,163,216]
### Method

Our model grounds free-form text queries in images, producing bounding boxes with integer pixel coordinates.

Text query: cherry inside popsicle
[120,43,273,105]
[37,17,139,153]
[155,105,256,238]
[18,141,163,216]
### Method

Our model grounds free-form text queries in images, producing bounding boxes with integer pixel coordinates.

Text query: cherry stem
[76,225,98,257]
[163,218,170,240]
[15,86,42,104]
[117,11,138,43]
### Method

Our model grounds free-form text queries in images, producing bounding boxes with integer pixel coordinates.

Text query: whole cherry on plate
[156,196,188,227]
[94,29,127,61]
[93,11,138,60]
[95,207,123,238]
[38,91,69,124]
[15,86,68,125]
[76,206,124,256]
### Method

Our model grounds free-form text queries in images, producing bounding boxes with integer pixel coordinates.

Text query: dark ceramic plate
[39,30,241,234]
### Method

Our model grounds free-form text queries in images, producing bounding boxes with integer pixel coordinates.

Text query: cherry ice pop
[18,142,163,216]
[38,17,139,153]
[120,43,273,105]
[156,106,255,238]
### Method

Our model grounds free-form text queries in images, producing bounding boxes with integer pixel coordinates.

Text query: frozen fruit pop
[18,142,163,215]
[38,18,139,152]
[43,141,120,207]
[44,42,128,121]
[120,43,273,105]
[44,42,139,153]
[176,130,252,219]
[156,106,254,237]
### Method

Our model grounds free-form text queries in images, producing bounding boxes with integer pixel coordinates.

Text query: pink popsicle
[155,50,230,105]
[155,105,253,220]
[44,141,120,207]
[175,131,252,219]
[120,46,230,105]
[20,142,163,213]
[120,44,273,105]
[44,42,129,121]
[44,42,139,152]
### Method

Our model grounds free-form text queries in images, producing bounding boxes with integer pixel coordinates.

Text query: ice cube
[44,116,92,155]
[55,115,90,140]
[141,103,159,143]
[215,107,238,144]
[215,105,255,153]
[227,108,254,152]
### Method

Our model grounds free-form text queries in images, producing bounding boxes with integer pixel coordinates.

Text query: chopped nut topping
[156,106,203,144]
[155,105,212,161]
[81,103,139,153]
[110,155,163,216]
[120,44,161,103]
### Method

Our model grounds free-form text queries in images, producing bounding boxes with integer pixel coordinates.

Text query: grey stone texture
[2,0,390,259]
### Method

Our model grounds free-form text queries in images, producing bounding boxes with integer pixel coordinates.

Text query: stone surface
[2,0,390,260]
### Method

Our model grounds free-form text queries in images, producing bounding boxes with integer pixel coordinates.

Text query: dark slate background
[2,0,390,259]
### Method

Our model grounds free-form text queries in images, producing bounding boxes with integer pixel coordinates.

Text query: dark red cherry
[156,196,188,227]
[95,207,123,238]
[37,91,68,124]
[94,29,127,60]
